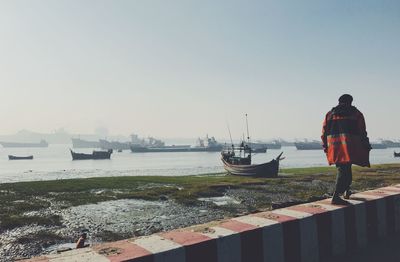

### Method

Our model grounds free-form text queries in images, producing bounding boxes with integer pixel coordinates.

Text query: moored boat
[221,114,284,177]
[221,150,283,177]
[8,155,34,160]
[70,149,113,160]
[394,151,400,157]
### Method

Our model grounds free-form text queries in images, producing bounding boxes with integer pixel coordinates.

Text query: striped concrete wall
[24,184,400,262]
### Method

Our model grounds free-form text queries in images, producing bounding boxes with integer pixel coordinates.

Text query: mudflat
[1,164,400,261]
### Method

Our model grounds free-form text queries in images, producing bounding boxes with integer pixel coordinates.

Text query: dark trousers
[335,163,352,195]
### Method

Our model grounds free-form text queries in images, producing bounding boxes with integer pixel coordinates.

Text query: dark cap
[338,94,353,104]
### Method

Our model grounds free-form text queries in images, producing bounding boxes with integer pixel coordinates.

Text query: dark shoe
[331,196,350,205]
[343,190,352,199]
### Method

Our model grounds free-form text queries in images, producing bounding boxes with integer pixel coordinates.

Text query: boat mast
[245,114,250,144]
[245,114,251,159]
[227,123,234,150]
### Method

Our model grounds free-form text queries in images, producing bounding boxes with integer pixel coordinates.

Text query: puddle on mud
[45,243,76,254]
[198,196,241,206]
[61,198,226,239]
[61,199,168,235]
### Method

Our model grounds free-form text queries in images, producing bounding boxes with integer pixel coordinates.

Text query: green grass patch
[1,163,400,231]
[282,166,337,175]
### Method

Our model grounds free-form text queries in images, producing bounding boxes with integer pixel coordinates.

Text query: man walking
[321,94,371,205]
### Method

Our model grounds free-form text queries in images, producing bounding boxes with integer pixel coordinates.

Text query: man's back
[322,100,370,167]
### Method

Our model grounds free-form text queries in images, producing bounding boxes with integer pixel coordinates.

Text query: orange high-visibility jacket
[321,105,371,167]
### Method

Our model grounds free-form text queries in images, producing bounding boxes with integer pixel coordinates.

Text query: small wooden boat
[394,151,400,157]
[221,114,284,177]
[8,155,33,160]
[70,149,113,160]
[222,150,283,177]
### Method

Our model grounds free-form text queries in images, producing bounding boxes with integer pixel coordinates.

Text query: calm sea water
[0,144,399,183]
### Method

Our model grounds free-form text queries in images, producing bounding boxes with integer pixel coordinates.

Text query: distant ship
[236,140,281,154]
[0,139,48,148]
[370,143,387,149]
[244,142,268,153]
[130,145,192,153]
[99,139,131,151]
[265,141,282,150]
[381,140,400,148]
[192,136,223,152]
[130,135,223,153]
[250,143,267,153]
[294,141,322,150]
[71,138,100,148]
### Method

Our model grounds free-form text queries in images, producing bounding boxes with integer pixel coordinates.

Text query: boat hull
[0,140,48,148]
[394,152,400,157]
[382,140,400,148]
[130,145,222,153]
[221,157,280,178]
[70,150,112,160]
[370,143,388,149]
[8,155,34,160]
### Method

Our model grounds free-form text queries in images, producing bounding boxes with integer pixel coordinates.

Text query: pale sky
[0,0,399,140]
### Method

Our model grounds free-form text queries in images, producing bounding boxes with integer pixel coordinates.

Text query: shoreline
[1,164,400,261]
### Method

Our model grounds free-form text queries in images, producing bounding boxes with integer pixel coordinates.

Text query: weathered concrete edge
[23,184,400,262]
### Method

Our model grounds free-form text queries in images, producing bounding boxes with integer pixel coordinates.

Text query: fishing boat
[70,149,113,160]
[8,155,33,160]
[222,149,283,177]
[394,151,400,157]
[221,114,284,177]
